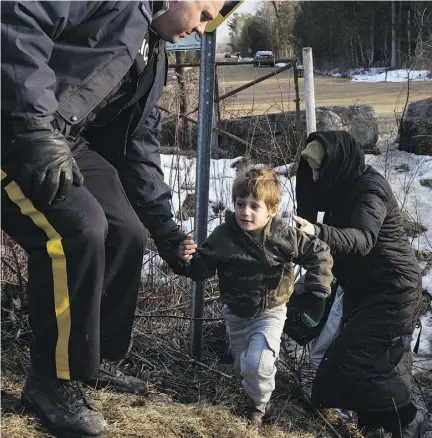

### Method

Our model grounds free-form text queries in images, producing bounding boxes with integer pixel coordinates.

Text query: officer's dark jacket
[1,1,179,245]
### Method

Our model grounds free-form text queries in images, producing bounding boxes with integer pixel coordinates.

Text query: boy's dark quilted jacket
[185,211,333,318]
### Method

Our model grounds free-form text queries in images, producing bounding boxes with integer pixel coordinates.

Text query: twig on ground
[186,357,234,379]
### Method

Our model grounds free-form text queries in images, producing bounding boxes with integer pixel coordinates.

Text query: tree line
[226,1,432,69]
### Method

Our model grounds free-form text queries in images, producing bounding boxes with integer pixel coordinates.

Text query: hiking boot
[84,361,148,395]
[247,400,273,427]
[21,370,107,438]
[392,410,429,438]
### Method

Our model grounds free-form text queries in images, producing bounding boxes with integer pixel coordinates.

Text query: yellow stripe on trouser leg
[2,170,71,380]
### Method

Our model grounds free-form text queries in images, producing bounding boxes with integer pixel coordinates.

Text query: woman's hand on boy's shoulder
[178,235,197,261]
[293,215,316,236]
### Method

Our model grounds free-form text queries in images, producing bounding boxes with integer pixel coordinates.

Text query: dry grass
[1,240,362,438]
[1,351,360,438]
[0,324,358,438]
[1,376,316,438]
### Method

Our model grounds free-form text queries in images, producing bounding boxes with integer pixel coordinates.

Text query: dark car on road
[253,50,275,67]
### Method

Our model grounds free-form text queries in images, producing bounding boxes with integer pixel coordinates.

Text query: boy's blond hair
[232,166,282,208]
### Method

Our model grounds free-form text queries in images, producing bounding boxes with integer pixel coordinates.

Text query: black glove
[297,291,327,327]
[15,131,84,205]
[285,290,328,345]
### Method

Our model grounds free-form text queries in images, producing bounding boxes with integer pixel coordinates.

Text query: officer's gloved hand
[15,130,84,205]
[298,291,328,328]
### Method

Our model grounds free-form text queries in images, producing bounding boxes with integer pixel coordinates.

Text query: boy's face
[234,195,278,232]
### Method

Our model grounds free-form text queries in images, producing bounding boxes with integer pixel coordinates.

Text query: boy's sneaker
[247,400,273,427]
[21,370,107,438]
[84,361,148,395]
[392,410,429,438]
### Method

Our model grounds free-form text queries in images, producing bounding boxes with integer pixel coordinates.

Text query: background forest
[225,1,432,69]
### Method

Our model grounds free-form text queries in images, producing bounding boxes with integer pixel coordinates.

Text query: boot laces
[58,380,92,410]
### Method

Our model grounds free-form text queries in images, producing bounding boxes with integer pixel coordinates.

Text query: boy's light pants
[222,304,287,407]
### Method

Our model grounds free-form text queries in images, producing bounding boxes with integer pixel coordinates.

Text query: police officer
[1,1,225,437]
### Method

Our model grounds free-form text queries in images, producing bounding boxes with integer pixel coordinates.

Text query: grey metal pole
[302,47,316,135]
[190,30,217,358]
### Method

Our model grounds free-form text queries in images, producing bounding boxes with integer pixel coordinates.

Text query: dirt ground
[0,351,357,438]
[214,65,432,119]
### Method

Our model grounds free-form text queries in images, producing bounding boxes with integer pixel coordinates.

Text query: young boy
[178,167,333,426]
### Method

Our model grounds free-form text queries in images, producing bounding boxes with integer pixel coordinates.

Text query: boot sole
[21,394,107,438]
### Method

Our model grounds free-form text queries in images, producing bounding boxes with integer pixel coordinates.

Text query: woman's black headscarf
[296,131,366,222]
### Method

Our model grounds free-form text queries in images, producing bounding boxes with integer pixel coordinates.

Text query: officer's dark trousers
[1,143,145,381]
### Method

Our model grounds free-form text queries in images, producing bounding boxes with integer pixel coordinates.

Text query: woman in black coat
[294,131,428,437]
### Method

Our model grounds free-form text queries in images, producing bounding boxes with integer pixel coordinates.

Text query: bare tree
[391,1,397,68]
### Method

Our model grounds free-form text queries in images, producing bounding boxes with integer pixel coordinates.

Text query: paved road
[215,64,432,118]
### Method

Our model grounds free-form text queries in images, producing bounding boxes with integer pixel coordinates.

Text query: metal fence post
[190,30,217,359]
[302,47,316,135]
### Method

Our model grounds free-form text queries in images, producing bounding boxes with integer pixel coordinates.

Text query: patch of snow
[325,67,430,83]
[273,163,295,176]
[351,69,430,83]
